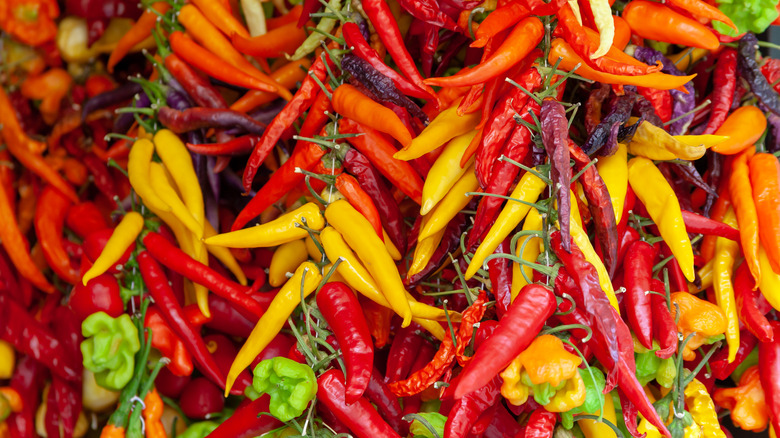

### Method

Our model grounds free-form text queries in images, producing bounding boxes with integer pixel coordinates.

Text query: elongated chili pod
[158,107,266,136]
[582,92,636,155]
[623,240,656,349]
[759,320,780,434]
[739,33,780,116]
[633,46,695,135]
[82,82,143,121]
[540,99,572,250]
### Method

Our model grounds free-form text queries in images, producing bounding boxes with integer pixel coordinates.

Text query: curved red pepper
[759,320,780,434]
[734,262,775,343]
[623,240,657,349]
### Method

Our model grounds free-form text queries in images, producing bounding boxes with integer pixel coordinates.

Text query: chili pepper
[622,240,656,349]
[748,153,780,274]
[623,0,719,49]
[242,57,328,191]
[730,150,762,285]
[81,82,142,122]
[701,49,738,134]
[317,369,401,438]
[470,2,528,47]
[385,324,424,383]
[332,84,413,148]
[418,166,478,241]
[739,33,780,116]
[466,169,546,279]
[685,378,727,438]
[80,311,140,390]
[425,17,543,88]
[106,2,169,72]
[158,107,267,136]
[251,357,317,421]
[397,107,479,165]
[332,173,384,240]
[548,39,697,90]
[759,325,780,434]
[734,262,775,342]
[713,365,769,431]
[267,240,308,287]
[144,307,193,377]
[34,185,79,285]
[362,0,434,100]
[713,207,741,362]
[232,21,308,58]
[169,32,276,93]
[6,355,45,438]
[343,148,407,253]
[164,54,227,110]
[292,0,341,60]
[19,67,72,124]
[325,200,412,326]
[406,214,468,288]
[189,0,248,37]
[628,157,695,281]
[81,212,143,285]
[363,369,404,432]
[445,375,502,438]
[140,389,165,438]
[226,262,321,394]
[317,282,373,404]
[671,292,728,360]
[758,243,780,310]
[711,330,758,380]
[210,202,325,248]
[83,153,119,202]
[525,408,558,438]
[207,395,281,438]
[710,106,767,155]
[626,122,709,162]
[148,163,202,238]
[127,138,171,212]
[138,252,244,395]
[454,284,555,398]
[230,60,311,114]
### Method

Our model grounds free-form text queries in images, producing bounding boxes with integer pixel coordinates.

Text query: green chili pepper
[81,312,141,391]
[290,0,342,61]
[561,368,606,429]
[252,357,317,422]
[177,421,220,438]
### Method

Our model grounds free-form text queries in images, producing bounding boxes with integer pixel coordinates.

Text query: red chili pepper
[623,240,657,350]
[143,232,264,321]
[445,375,503,438]
[186,135,260,156]
[145,306,194,377]
[242,57,328,191]
[487,237,513,319]
[34,185,80,285]
[524,408,557,438]
[7,355,47,438]
[385,323,424,383]
[649,279,678,359]
[454,284,555,398]
[335,173,385,241]
[758,320,780,434]
[137,251,246,395]
[318,369,402,438]
[710,330,758,380]
[681,210,740,241]
[317,282,374,404]
[734,262,775,343]
[702,49,738,134]
[207,395,282,438]
[637,87,672,124]
[365,368,405,432]
[164,53,227,109]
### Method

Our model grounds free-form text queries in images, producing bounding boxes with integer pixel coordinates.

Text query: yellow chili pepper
[511,208,542,300]
[226,261,321,394]
[714,207,740,362]
[569,214,620,311]
[153,129,204,230]
[690,259,714,293]
[545,372,587,413]
[305,235,324,262]
[268,240,309,287]
[408,227,447,277]
[384,229,403,261]
[596,143,627,223]
[628,157,695,281]
[127,138,170,212]
[685,378,727,438]
[673,135,728,148]
[418,164,479,240]
[325,200,412,326]
[204,202,325,248]
[588,0,614,58]
[204,220,247,286]
[394,101,481,161]
[578,391,618,438]
[322,263,347,284]
[466,170,546,279]
[671,292,728,360]
[757,245,780,311]
[668,48,709,71]
[148,162,202,238]
[627,121,707,161]
[420,130,478,215]
[82,212,145,285]
[0,341,14,379]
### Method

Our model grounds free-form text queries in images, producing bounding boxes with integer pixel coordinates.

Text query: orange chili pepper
[731,148,762,285]
[35,186,79,285]
[190,0,250,38]
[335,173,384,241]
[20,68,72,125]
[232,21,309,58]
[712,106,767,155]
[665,0,737,31]
[750,153,780,274]
[100,424,125,438]
[425,17,544,88]
[0,149,15,214]
[178,5,291,101]
[622,0,719,50]
[470,2,529,48]
[229,59,311,113]
[266,5,303,29]
[613,16,631,50]
[107,2,171,72]
[16,175,35,235]
[0,175,54,293]
[0,85,46,154]
[0,0,59,47]
[332,84,413,148]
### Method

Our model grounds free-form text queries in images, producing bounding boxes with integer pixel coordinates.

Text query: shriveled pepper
[714,365,770,431]
[80,312,140,391]
[670,292,728,360]
[81,212,143,286]
[627,121,709,161]
[206,203,325,248]
[252,357,317,422]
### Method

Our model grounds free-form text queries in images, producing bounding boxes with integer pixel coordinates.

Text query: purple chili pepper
[633,46,695,135]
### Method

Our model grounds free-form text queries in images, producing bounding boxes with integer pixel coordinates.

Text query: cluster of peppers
[6,0,780,436]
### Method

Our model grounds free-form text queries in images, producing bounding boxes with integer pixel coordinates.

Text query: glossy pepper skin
[759,320,780,434]
[80,312,140,391]
[623,240,657,350]
[714,366,770,431]
[316,282,374,404]
[252,357,317,421]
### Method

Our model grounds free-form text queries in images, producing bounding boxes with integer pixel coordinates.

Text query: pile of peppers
[5,0,780,436]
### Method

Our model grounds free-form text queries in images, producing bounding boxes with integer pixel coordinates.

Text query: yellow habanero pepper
[325,200,413,326]
[226,262,321,394]
[127,138,171,212]
[418,164,479,241]
[81,212,144,285]
[519,335,581,387]
[596,143,627,223]
[512,208,543,300]
[627,121,708,161]
[420,130,478,215]
[467,170,546,279]
[685,378,727,438]
[670,292,728,360]
[628,157,695,281]
[408,226,447,277]
[268,240,309,287]
[713,208,740,362]
[757,245,780,311]
[153,129,204,231]
[148,162,202,238]
[204,202,325,248]
[394,101,481,161]
[204,220,247,286]
[713,366,770,432]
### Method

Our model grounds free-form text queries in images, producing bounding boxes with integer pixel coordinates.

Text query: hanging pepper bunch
[6,0,780,436]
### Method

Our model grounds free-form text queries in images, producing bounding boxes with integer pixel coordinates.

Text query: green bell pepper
[252,357,317,422]
[80,312,140,391]
[561,367,606,429]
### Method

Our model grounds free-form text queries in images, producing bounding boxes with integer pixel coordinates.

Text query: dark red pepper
[734,262,775,342]
[702,49,738,134]
[758,320,780,434]
[524,408,557,438]
[365,368,406,433]
[207,395,282,438]
[487,237,513,318]
[385,323,424,383]
[444,376,503,438]
[623,240,657,349]
[649,279,678,359]
[710,330,758,380]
